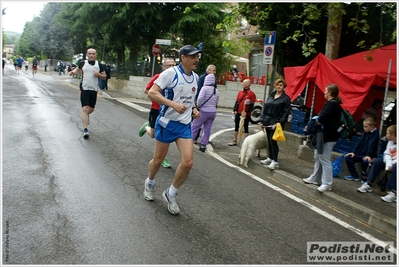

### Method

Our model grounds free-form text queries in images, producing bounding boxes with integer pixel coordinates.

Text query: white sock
[168,185,178,196]
[146,177,155,186]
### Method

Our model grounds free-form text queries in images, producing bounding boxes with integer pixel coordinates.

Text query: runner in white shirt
[144,45,201,215]
[68,48,106,139]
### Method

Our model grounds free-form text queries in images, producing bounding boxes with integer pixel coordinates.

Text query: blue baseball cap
[179,45,201,58]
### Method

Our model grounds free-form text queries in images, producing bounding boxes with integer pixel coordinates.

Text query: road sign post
[263,31,276,101]
[151,44,160,77]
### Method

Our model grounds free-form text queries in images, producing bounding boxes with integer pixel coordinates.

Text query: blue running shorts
[154,117,192,143]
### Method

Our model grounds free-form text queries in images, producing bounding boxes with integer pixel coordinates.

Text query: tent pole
[309,83,317,121]
[304,80,309,106]
[379,58,392,138]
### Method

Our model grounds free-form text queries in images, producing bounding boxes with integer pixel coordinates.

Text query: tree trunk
[325,3,343,60]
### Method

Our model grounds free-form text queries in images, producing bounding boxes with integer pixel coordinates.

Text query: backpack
[337,109,355,140]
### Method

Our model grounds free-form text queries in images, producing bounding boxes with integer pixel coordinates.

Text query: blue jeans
[98,79,106,90]
[386,163,397,191]
[345,155,370,178]
[367,158,396,192]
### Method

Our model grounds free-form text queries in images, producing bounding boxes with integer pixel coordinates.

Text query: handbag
[197,87,216,110]
[272,123,286,142]
[332,154,344,177]
[233,91,247,112]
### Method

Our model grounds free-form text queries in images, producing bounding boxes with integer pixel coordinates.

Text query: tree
[237,3,396,74]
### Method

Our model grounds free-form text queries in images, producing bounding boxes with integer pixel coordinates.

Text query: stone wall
[108,76,270,109]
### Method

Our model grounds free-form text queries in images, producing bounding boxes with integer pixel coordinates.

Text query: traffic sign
[263,45,275,64]
[263,31,276,65]
[152,44,160,56]
[155,39,171,45]
[264,31,276,45]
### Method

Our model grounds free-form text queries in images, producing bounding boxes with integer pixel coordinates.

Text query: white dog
[238,130,268,168]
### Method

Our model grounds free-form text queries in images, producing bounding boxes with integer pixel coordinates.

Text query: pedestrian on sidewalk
[68,48,106,139]
[259,78,291,170]
[303,84,343,192]
[138,57,176,168]
[191,73,219,152]
[98,61,106,93]
[344,118,380,182]
[357,125,397,203]
[228,79,256,146]
[143,45,200,215]
[194,64,217,144]
[105,64,111,90]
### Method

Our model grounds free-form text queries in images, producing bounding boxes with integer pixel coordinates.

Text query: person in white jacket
[357,125,397,202]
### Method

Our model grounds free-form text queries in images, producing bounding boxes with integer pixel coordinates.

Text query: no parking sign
[263,31,276,65]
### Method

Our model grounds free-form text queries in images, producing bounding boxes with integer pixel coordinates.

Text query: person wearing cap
[143,45,201,215]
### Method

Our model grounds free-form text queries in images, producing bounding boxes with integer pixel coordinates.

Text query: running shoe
[161,158,171,168]
[317,185,332,192]
[268,161,279,170]
[260,158,272,165]
[381,191,396,203]
[357,183,372,193]
[83,128,89,139]
[162,189,180,215]
[144,180,155,201]
[139,122,149,137]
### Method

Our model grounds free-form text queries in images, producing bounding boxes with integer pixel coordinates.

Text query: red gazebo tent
[284,44,396,123]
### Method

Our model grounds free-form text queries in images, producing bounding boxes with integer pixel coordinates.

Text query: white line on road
[209,129,397,255]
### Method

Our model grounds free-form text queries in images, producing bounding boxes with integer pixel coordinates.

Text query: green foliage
[238,2,396,74]
[3,31,20,45]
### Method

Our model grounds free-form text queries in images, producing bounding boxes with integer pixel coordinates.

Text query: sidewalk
[209,127,396,238]
[55,71,396,238]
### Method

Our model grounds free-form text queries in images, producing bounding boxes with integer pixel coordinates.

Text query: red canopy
[284,53,386,118]
[332,44,396,88]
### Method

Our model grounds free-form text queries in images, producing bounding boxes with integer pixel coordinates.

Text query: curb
[219,151,396,238]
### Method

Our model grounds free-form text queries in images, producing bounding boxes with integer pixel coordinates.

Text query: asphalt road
[2,66,396,265]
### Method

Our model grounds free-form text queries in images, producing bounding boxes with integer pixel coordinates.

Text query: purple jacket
[197,74,219,113]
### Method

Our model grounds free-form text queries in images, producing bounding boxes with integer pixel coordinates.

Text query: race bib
[158,116,170,128]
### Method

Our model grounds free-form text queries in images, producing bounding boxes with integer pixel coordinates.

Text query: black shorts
[148,108,160,129]
[80,89,97,108]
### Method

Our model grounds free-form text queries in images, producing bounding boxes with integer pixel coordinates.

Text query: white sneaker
[303,177,319,185]
[162,189,180,215]
[357,183,372,193]
[317,185,331,192]
[144,181,155,201]
[268,161,279,170]
[381,191,396,203]
[260,158,272,165]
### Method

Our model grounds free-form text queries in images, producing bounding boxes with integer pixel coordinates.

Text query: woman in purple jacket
[191,73,220,152]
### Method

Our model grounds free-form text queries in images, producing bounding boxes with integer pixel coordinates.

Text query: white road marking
[209,129,397,255]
